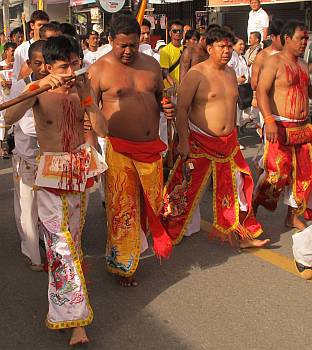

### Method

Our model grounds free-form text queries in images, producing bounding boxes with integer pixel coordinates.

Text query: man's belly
[104,98,160,141]
[272,97,309,121]
[189,106,236,137]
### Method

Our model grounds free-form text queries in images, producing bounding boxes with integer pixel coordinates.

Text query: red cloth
[44,177,95,196]
[108,136,167,163]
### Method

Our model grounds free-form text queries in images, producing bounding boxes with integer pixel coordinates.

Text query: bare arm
[77,73,107,138]
[263,27,269,41]
[176,68,201,159]
[179,48,192,83]
[4,93,37,125]
[162,68,175,86]
[251,51,264,91]
[256,56,279,142]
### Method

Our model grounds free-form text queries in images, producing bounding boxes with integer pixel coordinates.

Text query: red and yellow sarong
[105,136,172,277]
[162,129,262,245]
[254,121,312,218]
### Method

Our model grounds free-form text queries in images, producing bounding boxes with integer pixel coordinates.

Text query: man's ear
[30,22,35,31]
[108,36,113,44]
[207,44,213,56]
[26,59,31,67]
[46,64,53,73]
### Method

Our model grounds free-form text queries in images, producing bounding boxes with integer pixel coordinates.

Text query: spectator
[160,19,184,87]
[245,31,262,66]
[0,42,17,70]
[39,23,61,40]
[0,32,6,57]
[10,27,24,47]
[247,0,269,43]
[183,24,191,43]
[12,10,49,81]
[83,30,100,67]
[59,22,77,37]
[140,18,151,45]
[183,29,200,48]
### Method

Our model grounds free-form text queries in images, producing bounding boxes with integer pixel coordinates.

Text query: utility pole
[2,0,10,39]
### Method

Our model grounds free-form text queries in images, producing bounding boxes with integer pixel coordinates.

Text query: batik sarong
[162,128,262,244]
[105,136,172,277]
[254,121,312,218]
[38,188,93,329]
[35,144,107,329]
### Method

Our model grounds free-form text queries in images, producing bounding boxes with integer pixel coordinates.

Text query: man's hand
[37,73,71,89]
[75,73,92,100]
[237,75,246,85]
[252,96,257,108]
[265,121,278,143]
[162,101,175,120]
[177,139,190,161]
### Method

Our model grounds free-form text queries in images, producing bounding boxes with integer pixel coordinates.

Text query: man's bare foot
[285,207,306,231]
[69,327,89,346]
[239,238,270,249]
[117,276,138,287]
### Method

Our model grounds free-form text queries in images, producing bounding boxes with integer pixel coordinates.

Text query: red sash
[108,136,172,259]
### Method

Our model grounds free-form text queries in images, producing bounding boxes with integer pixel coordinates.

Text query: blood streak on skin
[57,96,90,191]
[284,63,309,119]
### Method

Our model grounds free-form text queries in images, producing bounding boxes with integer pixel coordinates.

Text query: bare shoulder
[138,52,160,71]
[88,54,110,76]
[298,57,309,71]
[225,65,237,81]
[265,53,280,66]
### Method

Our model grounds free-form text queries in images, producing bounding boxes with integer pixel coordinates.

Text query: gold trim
[46,194,93,330]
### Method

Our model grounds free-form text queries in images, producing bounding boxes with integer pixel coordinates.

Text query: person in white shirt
[139,18,159,62]
[12,10,49,81]
[7,40,48,271]
[247,0,269,44]
[83,30,100,67]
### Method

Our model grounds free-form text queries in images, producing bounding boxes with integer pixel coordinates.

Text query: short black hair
[39,23,60,39]
[43,35,80,65]
[169,19,183,29]
[250,31,261,42]
[207,24,221,34]
[185,29,200,42]
[206,28,235,46]
[30,10,49,23]
[59,23,77,37]
[142,19,151,29]
[110,14,140,39]
[10,27,23,38]
[28,40,46,60]
[280,19,306,46]
[269,19,284,36]
[87,30,99,39]
[4,42,17,51]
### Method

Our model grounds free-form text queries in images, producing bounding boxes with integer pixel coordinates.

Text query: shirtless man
[162,27,269,248]
[5,35,107,346]
[254,20,312,230]
[179,30,209,82]
[251,19,284,111]
[89,14,174,287]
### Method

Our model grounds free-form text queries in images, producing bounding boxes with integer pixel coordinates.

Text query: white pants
[293,225,312,267]
[0,112,5,141]
[37,188,93,329]
[12,155,41,265]
[97,137,107,202]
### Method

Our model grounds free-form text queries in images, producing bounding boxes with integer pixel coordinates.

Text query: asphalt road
[1,132,312,350]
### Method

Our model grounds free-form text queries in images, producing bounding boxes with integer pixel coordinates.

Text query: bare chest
[195,77,238,103]
[102,69,158,99]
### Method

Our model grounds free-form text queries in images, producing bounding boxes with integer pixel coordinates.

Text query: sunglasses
[171,29,183,34]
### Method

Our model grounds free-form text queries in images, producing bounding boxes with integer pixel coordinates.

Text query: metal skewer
[0,67,88,112]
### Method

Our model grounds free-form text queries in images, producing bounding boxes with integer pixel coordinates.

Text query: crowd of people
[0,0,311,346]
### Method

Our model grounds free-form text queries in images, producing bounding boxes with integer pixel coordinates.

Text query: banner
[70,0,96,6]
[97,0,125,12]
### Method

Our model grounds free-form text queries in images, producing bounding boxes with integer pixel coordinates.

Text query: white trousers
[37,188,93,329]
[293,225,312,267]
[12,155,41,265]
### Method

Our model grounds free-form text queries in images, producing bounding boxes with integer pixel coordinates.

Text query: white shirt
[228,51,250,81]
[96,44,112,60]
[7,77,39,161]
[12,39,34,81]
[83,49,98,67]
[139,43,160,63]
[247,8,269,42]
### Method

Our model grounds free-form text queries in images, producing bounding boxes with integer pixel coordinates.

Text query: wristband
[80,95,93,108]
[28,83,40,92]
[264,115,276,124]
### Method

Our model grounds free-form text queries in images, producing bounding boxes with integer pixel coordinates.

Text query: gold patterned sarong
[105,137,172,277]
